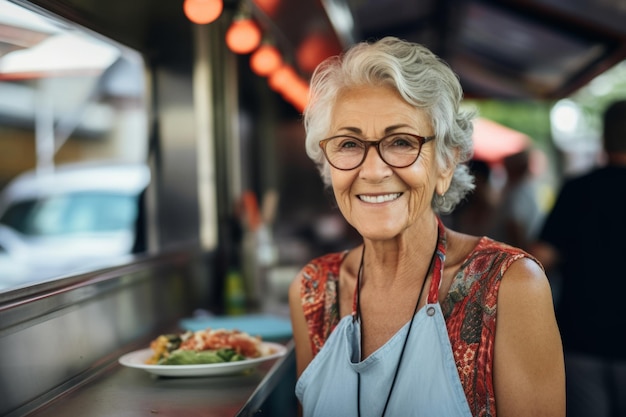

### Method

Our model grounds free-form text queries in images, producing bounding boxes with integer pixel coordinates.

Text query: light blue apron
[295,235,474,417]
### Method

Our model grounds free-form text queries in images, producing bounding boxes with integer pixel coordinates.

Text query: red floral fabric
[299,236,535,417]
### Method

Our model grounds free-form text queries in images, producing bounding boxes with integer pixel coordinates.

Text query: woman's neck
[360,217,439,289]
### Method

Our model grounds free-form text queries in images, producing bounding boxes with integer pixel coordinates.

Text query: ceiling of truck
[347,0,626,99]
[2,0,626,100]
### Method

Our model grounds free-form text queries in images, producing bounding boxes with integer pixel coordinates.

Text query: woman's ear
[435,172,453,196]
[435,149,459,195]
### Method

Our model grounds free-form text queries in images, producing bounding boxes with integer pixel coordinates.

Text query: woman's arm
[494,257,565,417]
[289,272,313,378]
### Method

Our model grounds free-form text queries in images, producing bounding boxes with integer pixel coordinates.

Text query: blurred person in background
[491,148,544,251]
[532,99,626,417]
[289,36,564,417]
[447,159,498,236]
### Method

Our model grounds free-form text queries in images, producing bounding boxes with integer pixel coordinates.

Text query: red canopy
[472,118,530,163]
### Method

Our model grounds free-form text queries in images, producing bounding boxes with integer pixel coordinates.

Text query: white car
[0,161,150,290]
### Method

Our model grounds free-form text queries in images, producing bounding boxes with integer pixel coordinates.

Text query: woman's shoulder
[303,251,347,272]
[291,251,349,356]
[466,236,540,271]
[297,251,348,296]
[443,233,542,309]
[299,251,347,285]
[445,231,552,310]
[445,228,537,273]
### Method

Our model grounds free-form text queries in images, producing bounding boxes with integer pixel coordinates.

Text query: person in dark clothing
[449,159,499,237]
[532,99,626,417]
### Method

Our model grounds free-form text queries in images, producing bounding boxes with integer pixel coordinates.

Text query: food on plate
[146,328,273,365]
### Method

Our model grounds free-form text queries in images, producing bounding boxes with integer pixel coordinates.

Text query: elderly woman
[288,37,565,417]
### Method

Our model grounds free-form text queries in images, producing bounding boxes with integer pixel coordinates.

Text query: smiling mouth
[358,193,402,203]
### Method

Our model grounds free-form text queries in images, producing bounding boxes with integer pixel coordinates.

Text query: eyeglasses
[319,133,435,170]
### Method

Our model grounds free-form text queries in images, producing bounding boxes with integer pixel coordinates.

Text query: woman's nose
[359,145,392,178]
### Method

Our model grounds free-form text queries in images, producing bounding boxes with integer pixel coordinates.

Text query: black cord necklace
[355,240,439,417]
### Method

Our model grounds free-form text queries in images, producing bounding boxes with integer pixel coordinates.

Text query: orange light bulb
[226,19,262,54]
[253,0,280,16]
[296,32,341,73]
[268,64,295,92]
[282,77,309,112]
[250,45,282,76]
[183,0,223,24]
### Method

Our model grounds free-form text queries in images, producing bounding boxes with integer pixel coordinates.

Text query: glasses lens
[324,136,366,170]
[322,133,425,169]
[380,133,422,167]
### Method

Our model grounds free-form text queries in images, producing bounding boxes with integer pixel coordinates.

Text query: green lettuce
[158,348,246,365]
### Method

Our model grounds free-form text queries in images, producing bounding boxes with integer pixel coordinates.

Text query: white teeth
[359,193,401,203]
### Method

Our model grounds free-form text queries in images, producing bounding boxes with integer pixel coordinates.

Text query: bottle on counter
[224,268,246,315]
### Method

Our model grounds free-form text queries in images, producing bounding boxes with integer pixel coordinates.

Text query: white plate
[118,342,287,377]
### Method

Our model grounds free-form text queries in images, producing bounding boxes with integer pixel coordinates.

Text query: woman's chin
[356,225,404,242]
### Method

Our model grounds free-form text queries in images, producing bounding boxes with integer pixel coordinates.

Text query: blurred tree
[466,100,553,148]
[567,60,626,134]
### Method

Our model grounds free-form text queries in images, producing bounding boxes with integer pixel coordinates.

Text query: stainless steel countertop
[28,341,296,417]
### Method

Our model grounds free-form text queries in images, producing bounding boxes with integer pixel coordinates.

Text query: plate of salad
[119,328,287,377]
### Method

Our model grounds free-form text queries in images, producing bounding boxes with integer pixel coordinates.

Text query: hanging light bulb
[183,0,223,24]
[268,64,297,92]
[226,17,262,54]
[281,76,309,112]
[252,0,280,16]
[296,31,340,73]
[250,44,282,76]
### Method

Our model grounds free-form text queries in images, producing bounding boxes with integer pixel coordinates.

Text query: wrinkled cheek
[332,189,351,218]
[335,193,367,232]
[407,190,430,221]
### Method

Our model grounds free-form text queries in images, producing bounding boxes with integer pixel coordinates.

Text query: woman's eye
[338,138,361,149]
[389,136,415,148]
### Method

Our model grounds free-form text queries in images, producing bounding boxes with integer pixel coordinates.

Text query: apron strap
[427,217,447,304]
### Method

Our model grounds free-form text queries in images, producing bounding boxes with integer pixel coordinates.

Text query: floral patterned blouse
[298,235,537,417]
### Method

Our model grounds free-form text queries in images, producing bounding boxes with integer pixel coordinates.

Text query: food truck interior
[0,0,625,415]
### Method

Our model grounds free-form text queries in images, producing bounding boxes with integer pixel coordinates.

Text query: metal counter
[27,340,296,417]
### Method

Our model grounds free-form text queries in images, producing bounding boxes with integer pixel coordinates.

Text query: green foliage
[566,61,626,133]
[464,100,553,147]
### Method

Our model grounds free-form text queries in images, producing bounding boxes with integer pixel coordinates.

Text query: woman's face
[327,85,452,241]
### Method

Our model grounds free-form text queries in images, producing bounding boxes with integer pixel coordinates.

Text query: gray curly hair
[303,36,476,214]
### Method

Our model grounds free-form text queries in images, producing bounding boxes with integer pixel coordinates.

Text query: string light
[252,0,280,16]
[268,64,296,92]
[226,18,262,54]
[250,44,282,76]
[182,0,306,112]
[183,0,223,24]
[296,31,340,73]
[281,76,309,112]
